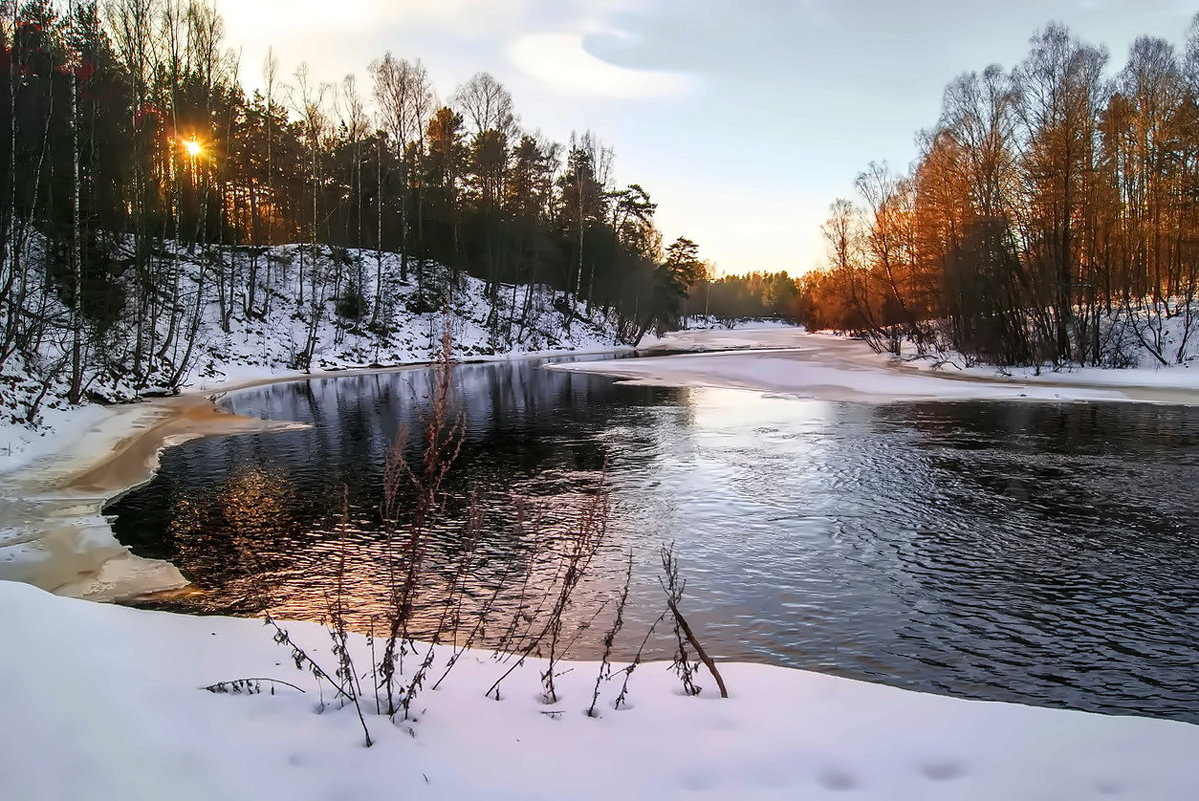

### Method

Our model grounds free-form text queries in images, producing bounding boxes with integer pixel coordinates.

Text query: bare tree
[855,160,916,344]
[336,73,371,320]
[1013,24,1108,361]
[451,71,517,139]
[290,62,332,369]
[370,54,433,293]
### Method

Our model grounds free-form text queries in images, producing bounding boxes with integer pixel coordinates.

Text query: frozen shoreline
[555,328,1199,405]
[0,392,302,601]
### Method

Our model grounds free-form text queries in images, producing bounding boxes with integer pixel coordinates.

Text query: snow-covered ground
[175,249,641,392]
[558,328,1199,405]
[3,579,1197,800]
[896,345,1199,391]
[673,314,796,332]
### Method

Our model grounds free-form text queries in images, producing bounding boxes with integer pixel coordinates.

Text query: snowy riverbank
[558,329,1199,405]
[1,246,638,470]
[4,578,1198,800]
[0,392,304,601]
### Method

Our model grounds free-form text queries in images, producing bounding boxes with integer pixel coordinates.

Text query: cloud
[221,1,389,35]
[507,32,697,99]
[219,0,528,37]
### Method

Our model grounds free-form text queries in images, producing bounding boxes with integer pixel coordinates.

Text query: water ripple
[108,360,1199,724]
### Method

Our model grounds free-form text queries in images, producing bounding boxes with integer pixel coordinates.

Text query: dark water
[107,357,1199,723]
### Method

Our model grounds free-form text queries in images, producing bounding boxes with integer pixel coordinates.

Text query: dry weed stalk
[230,321,655,742]
[265,615,374,746]
[432,539,519,691]
[613,611,666,711]
[202,678,306,695]
[587,551,634,717]
[490,498,542,660]
[660,543,728,699]
[485,470,611,704]
[378,321,466,720]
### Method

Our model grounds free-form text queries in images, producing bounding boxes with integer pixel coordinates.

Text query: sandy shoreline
[0,392,305,601]
[0,352,610,603]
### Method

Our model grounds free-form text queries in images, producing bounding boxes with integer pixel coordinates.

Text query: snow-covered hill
[1,243,637,462]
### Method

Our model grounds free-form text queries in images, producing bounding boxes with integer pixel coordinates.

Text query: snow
[906,351,1199,390]
[673,315,797,333]
[167,246,638,391]
[1,400,195,601]
[0,399,114,476]
[873,322,1199,394]
[557,328,1199,405]
[2,579,1196,800]
[0,386,320,601]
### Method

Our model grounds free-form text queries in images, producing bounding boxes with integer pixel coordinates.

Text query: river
[106,350,1199,724]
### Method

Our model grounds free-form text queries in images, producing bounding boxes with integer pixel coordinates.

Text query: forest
[0,0,709,414]
[687,271,802,321]
[799,18,1199,368]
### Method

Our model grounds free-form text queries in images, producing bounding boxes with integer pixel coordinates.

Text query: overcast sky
[215,0,1196,276]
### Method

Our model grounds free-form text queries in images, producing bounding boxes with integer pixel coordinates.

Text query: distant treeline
[687,271,801,320]
[800,18,1199,367]
[0,0,707,403]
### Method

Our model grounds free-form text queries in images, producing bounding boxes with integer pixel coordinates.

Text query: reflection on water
[108,358,1199,723]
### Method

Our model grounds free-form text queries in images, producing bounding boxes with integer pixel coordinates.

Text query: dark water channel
[107,356,1199,723]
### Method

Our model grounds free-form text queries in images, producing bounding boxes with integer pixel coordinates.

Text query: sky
[215,0,1197,276]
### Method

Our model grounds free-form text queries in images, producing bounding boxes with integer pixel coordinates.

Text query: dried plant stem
[432,558,516,691]
[666,599,728,699]
[588,551,633,717]
[267,617,374,747]
[486,473,609,703]
[614,611,666,710]
[202,678,307,694]
[660,543,728,699]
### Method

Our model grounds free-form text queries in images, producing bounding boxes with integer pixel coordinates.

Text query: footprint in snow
[818,768,858,791]
[918,759,966,781]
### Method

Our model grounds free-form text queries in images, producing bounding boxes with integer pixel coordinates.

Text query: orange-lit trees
[819,197,883,341]
[803,20,1199,368]
[1012,24,1107,362]
[1100,36,1193,363]
[855,161,921,340]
